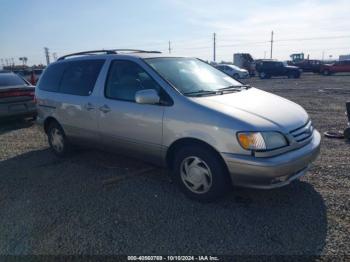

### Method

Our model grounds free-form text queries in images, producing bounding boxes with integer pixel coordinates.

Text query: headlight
[237,131,288,151]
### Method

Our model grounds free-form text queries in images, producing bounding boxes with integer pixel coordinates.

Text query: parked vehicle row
[35,49,320,201]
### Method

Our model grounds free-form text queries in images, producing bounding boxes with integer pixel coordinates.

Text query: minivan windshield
[145,58,243,96]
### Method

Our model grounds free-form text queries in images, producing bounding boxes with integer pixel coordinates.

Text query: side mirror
[135,89,160,105]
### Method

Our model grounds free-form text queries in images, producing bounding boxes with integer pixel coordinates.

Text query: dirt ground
[0,73,349,257]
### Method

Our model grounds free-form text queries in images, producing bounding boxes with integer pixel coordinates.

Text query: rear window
[0,73,28,87]
[38,60,104,95]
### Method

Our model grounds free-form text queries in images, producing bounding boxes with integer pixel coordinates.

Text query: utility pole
[270,31,274,59]
[52,52,58,61]
[44,47,50,65]
[168,41,172,54]
[322,51,325,61]
[213,32,216,62]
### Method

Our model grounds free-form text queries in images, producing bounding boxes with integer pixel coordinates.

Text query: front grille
[290,120,314,143]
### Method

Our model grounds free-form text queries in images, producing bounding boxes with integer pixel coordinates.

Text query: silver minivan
[36,50,321,201]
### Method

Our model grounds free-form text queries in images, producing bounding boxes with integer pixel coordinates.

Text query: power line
[275,35,350,42]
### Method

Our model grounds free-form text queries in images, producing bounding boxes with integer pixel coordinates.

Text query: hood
[191,88,309,132]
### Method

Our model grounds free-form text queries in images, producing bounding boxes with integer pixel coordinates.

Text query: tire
[323,69,330,76]
[288,71,299,79]
[344,127,350,140]
[259,72,266,79]
[172,145,231,202]
[233,73,240,79]
[47,121,71,157]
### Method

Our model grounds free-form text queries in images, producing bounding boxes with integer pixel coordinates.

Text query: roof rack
[57,49,162,61]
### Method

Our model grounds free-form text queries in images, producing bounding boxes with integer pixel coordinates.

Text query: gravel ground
[0,73,349,257]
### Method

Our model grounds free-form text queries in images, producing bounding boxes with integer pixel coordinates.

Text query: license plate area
[9,104,27,112]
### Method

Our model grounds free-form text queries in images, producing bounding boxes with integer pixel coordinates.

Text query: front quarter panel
[162,96,252,156]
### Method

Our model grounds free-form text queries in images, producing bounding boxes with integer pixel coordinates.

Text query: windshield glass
[145,58,241,95]
[0,73,28,87]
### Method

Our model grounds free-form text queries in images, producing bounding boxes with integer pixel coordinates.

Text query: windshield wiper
[183,90,221,97]
[218,85,251,91]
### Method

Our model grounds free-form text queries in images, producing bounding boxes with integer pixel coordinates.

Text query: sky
[0,0,350,65]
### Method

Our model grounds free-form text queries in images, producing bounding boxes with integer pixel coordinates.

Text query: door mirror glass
[135,89,160,104]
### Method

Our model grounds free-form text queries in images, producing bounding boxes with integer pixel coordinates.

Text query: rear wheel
[288,71,299,78]
[173,145,231,201]
[47,121,71,157]
[259,72,266,79]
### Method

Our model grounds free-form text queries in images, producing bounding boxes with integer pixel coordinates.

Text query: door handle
[99,105,111,113]
[84,103,95,111]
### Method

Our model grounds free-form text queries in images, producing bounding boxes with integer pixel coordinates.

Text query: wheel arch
[165,137,229,173]
[43,116,61,134]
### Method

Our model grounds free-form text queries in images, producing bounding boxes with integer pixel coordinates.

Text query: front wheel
[173,145,231,201]
[259,72,270,79]
[47,121,71,157]
[323,69,331,76]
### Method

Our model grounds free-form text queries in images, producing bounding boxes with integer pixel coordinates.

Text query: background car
[14,68,43,85]
[255,60,301,79]
[320,60,350,75]
[215,64,249,79]
[0,72,36,119]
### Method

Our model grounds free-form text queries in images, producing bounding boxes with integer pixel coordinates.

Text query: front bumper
[221,130,321,189]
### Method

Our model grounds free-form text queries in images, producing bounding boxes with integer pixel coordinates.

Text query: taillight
[0,90,35,98]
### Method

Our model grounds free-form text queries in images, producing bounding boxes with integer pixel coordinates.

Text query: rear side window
[60,60,104,96]
[38,60,104,95]
[38,63,66,92]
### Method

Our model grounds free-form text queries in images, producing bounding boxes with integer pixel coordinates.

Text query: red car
[320,60,350,75]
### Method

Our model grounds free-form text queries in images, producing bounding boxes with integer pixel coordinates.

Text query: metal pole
[168,41,171,54]
[270,31,274,59]
[213,33,216,62]
[44,47,50,65]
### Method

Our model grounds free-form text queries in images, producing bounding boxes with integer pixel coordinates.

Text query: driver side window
[105,60,160,102]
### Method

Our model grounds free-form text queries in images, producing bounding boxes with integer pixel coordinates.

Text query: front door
[97,59,165,163]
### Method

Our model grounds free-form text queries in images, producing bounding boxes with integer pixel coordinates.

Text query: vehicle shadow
[0,118,35,135]
[0,149,327,256]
